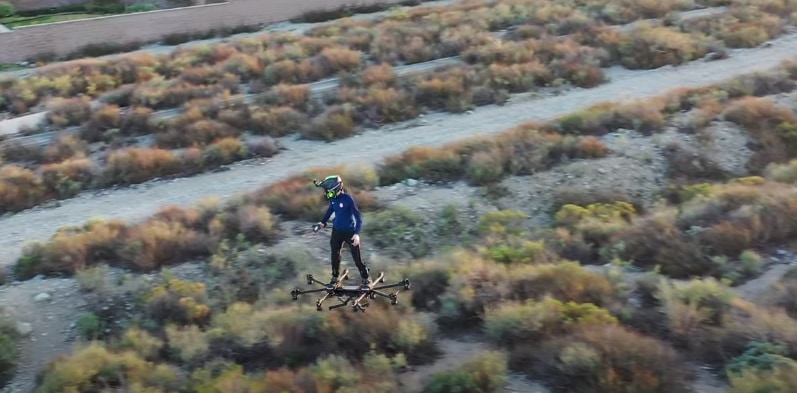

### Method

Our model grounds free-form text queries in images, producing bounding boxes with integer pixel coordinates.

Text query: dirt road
[1,31,797,268]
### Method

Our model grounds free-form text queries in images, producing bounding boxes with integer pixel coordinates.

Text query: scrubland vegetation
[3,0,797,213]
[6,52,797,393]
[4,1,797,392]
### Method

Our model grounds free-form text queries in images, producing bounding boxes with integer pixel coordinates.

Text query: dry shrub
[612,212,712,278]
[378,146,464,185]
[211,302,439,367]
[103,148,182,185]
[420,251,616,326]
[658,277,737,348]
[40,157,95,199]
[82,104,122,142]
[315,46,363,76]
[484,297,618,347]
[46,96,93,128]
[343,85,419,125]
[120,106,155,136]
[33,343,179,393]
[0,165,47,213]
[361,62,397,86]
[261,84,311,110]
[618,24,706,69]
[245,137,281,158]
[248,106,308,137]
[723,96,797,171]
[413,67,475,113]
[43,135,88,163]
[301,105,357,141]
[202,137,248,167]
[517,325,690,393]
[157,119,240,148]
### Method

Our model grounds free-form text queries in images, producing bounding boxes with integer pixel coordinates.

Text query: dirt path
[0,277,86,393]
[1,30,796,267]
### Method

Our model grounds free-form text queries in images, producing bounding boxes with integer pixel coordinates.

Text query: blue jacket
[321,193,362,234]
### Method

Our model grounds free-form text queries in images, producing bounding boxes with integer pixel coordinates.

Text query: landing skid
[290,271,411,313]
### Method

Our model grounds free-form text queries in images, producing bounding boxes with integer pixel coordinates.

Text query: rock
[776,249,788,256]
[33,292,51,302]
[405,178,419,187]
[15,322,33,337]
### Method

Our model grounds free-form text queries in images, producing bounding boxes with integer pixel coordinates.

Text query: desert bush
[420,250,616,326]
[210,302,439,367]
[301,105,358,141]
[146,279,211,326]
[725,342,797,393]
[364,205,433,259]
[247,106,308,136]
[46,96,93,128]
[722,96,797,171]
[40,157,94,199]
[0,165,47,213]
[43,135,88,163]
[657,277,737,346]
[81,104,122,142]
[422,351,508,393]
[617,24,706,69]
[102,147,182,185]
[484,297,618,347]
[34,343,180,393]
[14,211,218,278]
[518,325,689,393]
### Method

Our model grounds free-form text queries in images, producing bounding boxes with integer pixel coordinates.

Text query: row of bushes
[5,0,789,116]
[0,134,280,213]
[1,60,613,213]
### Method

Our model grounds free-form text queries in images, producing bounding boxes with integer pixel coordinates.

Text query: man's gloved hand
[351,234,360,246]
[312,222,327,233]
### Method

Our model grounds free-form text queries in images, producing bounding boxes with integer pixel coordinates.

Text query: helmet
[317,175,343,200]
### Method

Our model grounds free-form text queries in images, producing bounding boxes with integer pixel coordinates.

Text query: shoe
[360,277,372,290]
[328,276,340,287]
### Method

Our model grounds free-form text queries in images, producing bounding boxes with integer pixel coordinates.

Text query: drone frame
[290,269,411,313]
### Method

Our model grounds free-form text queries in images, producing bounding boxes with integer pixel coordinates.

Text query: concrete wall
[6,0,88,12]
[0,0,402,63]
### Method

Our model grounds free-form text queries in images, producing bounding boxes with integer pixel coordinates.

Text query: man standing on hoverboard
[314,175,372,290]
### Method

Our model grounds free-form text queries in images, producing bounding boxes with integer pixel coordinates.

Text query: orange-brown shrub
[315,46,364,76]
[102,148,182,185]
[201,137,248,167]
[261,84,311,110]
[248,106,308,137]
[0,165,47,213]
[723,96,797,171]
[81,104,122,142]
[40,157,95,198]
[342,85,419,124]
[360,62,397,86]
[156,119,240,149]
[43,135,88,163]
[46,96,93,128]
[120,106,155,136]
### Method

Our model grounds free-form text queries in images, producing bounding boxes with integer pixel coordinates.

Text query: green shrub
[76,312,106,340]
[484,297,618,347]
[364,205,432,259]
[0,315,18,388]
[422,351,508,393]
[0,2,15,18]
[725,342,797,393]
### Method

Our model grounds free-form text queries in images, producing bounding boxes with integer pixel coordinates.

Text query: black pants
[330,228,369,279]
